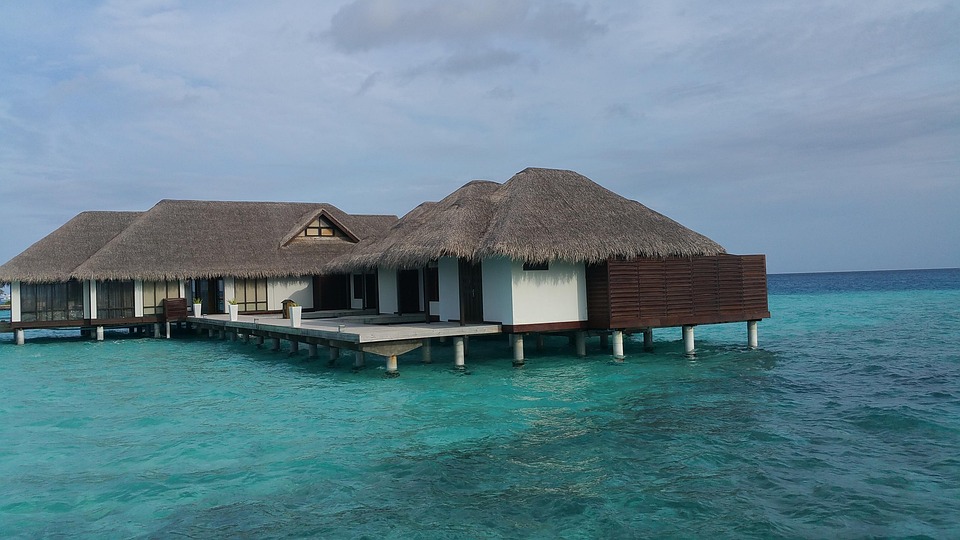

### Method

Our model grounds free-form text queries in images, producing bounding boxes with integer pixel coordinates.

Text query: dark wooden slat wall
[587,254,770,330]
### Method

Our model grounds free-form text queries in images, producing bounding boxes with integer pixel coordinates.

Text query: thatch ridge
[332,168,725,270]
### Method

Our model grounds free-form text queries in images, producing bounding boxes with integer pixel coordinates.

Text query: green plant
[228,298,238,305]
[288,301,299,307]
[193,297,202,304]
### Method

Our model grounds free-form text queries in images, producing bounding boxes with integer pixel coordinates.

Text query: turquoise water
[1,270,959,538]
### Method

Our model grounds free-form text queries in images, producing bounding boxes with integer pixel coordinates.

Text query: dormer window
[301,217,338,238]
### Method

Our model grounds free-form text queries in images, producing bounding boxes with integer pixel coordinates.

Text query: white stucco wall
[481,257,514,325]
[377,267,398,315]
[10,281,20,322]
[510,260,587,325]
[267,277,314,310]
[223,277,235,305]
[437,257,460,321]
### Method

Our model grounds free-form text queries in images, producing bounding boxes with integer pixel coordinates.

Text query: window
[97,280,135,320]
[523,261,549,271]
[20,281,84,322]
[143,280,181,316]
[300,217,337,238]
[234,278,268,312]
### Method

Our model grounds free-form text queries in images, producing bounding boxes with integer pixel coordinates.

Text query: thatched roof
[0,201,397,283]
[72,200,396,281]
[333,167,725,270]
[0,211,142,283]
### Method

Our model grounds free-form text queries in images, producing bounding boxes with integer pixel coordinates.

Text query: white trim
[88,281,98,320]
[10,281,21,322]
[134,280,144,317]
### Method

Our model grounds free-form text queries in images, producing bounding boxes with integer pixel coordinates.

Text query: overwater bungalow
[332,168,770,361]
[0,200,396,343]
[1,168,769,369]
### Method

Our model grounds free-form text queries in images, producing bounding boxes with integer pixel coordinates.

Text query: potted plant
[289,301,302,328]
[192,297,203,317]
[227,299,239,322]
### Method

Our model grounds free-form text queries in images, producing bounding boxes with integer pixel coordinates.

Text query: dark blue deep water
[1,269,959,538]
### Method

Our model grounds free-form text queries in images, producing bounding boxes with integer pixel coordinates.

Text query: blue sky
[1,0,957,273]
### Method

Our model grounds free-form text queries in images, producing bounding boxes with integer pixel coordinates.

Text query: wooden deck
[188,313,502,358]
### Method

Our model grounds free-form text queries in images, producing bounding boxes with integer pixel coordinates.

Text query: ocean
[1,269,958,538]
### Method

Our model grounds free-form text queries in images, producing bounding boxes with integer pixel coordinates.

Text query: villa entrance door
[458,259,483,324]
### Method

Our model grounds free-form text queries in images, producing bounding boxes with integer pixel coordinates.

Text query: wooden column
[643,329,654,351]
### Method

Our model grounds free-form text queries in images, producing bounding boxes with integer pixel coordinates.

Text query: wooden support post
[612,330,624,360]
[165,321,172,339]
[289,340,299,354]
[385,355,399,377]
[536,333,545,350]
[153,323,161,338]
[453,337,466,369]
[643,329,654,351]
[354,351,365,369]
[207,329,215,338]
[96,326,104,342]
[255,335,264,347]
[748,320,759,349]
[421,339,432,364]
[683,325,695,356]
[599,332,609,350]
[270,337,281,351]
[15,328,25,346]
[308,343,318,358]
[575,331,586,357]
[512,334,525,366]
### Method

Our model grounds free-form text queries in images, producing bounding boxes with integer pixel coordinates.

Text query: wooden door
[397,269,421,313]
[459,259,483,324]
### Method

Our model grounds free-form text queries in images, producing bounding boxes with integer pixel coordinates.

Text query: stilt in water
[747,320,758,349]
[453,337,466,370]
[512,334,525,367]
[329,347,341,366]
[15,328,25,346]
[643,329,654,351]
[422,339,432,364]
[682,325,696,356]
[612,330,624,361]
[575,331,587,357]
[385,355,399,377]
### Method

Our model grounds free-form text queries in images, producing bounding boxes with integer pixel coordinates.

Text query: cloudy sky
[1,0,957,273]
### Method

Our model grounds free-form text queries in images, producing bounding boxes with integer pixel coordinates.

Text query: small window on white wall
[523,261,549,271]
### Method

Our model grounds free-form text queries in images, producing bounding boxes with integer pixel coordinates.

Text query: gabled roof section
[0,211,142,283]
[280,207,361,246]
[70,200,397,281]
[331,168,726,270]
